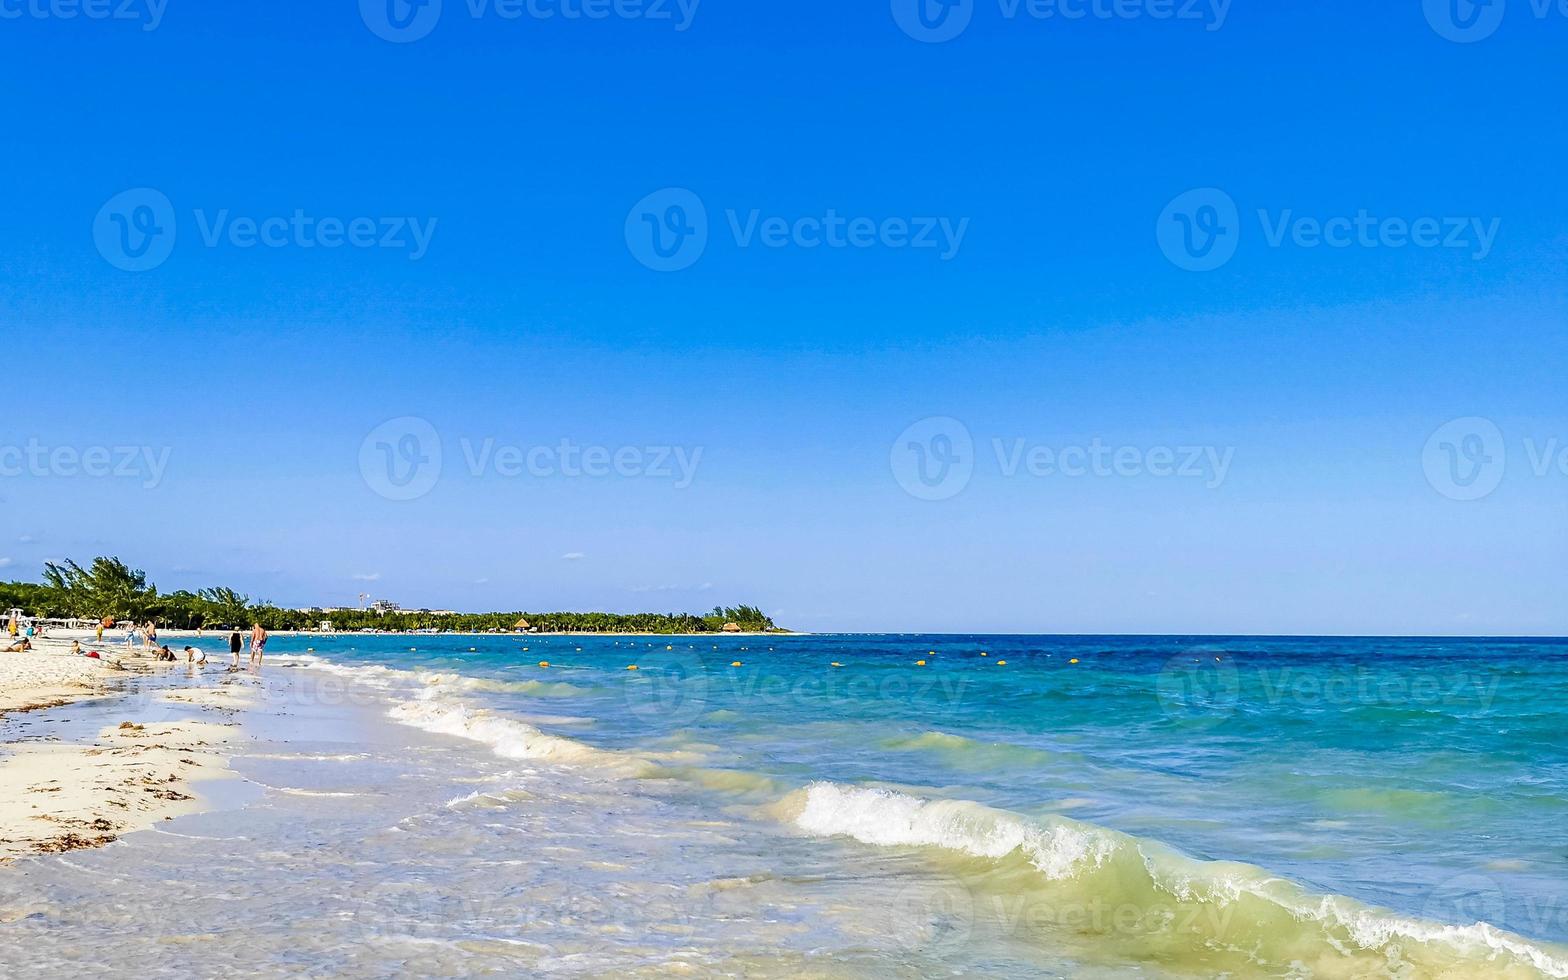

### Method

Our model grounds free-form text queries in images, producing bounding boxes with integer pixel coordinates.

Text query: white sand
[0,647,118,716]
[1,637,249,863]
[0,719,235,863]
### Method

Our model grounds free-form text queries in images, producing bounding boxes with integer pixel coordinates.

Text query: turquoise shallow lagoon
[2,633,1565,977]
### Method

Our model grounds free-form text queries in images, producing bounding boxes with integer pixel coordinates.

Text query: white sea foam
[388,691,652,777]
[788,782,1113,878]
[781,782,1568,978]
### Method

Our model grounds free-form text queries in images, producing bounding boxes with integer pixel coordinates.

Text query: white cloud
[352,572,382,582]
[0,558,13,569]
[561,553,586,561]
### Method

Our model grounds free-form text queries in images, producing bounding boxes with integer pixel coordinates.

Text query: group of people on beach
[122,623,269,670]
[3,618,271,672]
[5,615,46,649]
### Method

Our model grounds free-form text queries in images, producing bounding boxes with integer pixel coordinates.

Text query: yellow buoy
[1069,658,1080,664]
[627,665,639,671]
[997,660,1008,666]
[538,661,550,668]
[831,662,844,668]
[667,645,673,650]
[915,660,927,667]
[980,652,988,657]
[731,661,743,667]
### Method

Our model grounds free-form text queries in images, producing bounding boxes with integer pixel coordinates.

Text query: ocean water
[2,633,1566,978]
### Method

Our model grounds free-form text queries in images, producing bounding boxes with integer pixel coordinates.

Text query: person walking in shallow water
[250,622,268,667]
[229,629,243,669]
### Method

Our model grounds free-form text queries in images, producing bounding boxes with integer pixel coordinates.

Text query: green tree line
[0,557,781,634]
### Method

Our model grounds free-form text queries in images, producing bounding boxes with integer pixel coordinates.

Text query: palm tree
[42,557,156,621]
[198,587,252,628]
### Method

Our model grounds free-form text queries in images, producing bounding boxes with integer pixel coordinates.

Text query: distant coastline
[1,556,786,636]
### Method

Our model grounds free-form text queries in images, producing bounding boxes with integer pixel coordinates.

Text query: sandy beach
[0,647,114,716]
[0,633,244,864]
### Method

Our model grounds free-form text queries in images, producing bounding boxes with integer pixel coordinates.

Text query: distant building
[370,600,401,614]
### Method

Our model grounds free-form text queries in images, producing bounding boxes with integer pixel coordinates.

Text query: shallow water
[1,634,1565,977]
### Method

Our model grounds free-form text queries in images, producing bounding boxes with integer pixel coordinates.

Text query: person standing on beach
[229,629,243,669]
[250,622,268,666]
[96,621,105,643]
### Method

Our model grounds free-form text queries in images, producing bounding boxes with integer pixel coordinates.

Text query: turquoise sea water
[289,632,1568,975]
[4,633,1566,977]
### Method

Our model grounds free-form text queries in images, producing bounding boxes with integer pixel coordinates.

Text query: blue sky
[2,1,1565,634]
